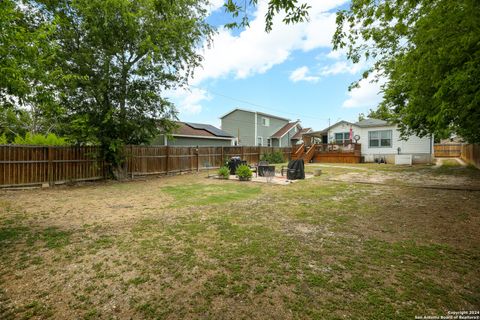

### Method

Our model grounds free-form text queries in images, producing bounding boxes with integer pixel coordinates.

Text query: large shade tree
[0,0,60,140]
[223,0,310,31]
[2,0,213,176]
[334,0,480,143]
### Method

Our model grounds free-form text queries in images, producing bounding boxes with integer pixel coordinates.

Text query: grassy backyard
[0,164,479,319]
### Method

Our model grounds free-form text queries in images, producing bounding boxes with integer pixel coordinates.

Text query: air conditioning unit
[395,154,412,165]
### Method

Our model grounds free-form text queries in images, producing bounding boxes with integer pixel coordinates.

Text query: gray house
[153,122,235,146]
[220,108,303,147]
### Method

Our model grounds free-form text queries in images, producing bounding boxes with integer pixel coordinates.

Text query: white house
[312,119,434,164]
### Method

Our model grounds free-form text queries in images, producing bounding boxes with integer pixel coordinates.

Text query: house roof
[172,122,234,139]
[310,118,391,136]
[219,108,290,122]
[353,118,390,127]
[291,127,312,140]
[270,121,300,139]
[313,120,354,134]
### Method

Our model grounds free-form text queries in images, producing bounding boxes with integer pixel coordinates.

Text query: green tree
[30,0,213,177]
[366,105,391,122]
[334,0,480,143]
[0,0,61,136]
[223,0,310,32]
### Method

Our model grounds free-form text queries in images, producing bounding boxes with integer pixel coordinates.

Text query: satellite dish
[353,135,360,143]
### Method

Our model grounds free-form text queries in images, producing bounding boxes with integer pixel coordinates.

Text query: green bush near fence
[12,133,68,146]
[261,151,285,164]
[0,134,7,144]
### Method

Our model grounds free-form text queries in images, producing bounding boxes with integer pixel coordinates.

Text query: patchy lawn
[0,165,479,319]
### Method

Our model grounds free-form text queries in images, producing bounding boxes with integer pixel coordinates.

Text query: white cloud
[342,74,386,108]
[192,0,348,84]
[320,61,365,76]
[167,87,211,115]
[205,0,225,14]
[325,50,343,60]
[289,66,319,83]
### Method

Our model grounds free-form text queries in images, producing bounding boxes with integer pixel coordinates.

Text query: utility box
[395,154,412,165]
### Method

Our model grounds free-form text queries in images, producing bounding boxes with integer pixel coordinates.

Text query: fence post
[130,145,134,179]
[48,146,54,187]
[221,147,224,166]
[196,146,199,172]
[166,146,169,175]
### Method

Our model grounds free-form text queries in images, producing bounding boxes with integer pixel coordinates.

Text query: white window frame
[257,136,263,146]
[262,117,270,127]
[368,130,392,148]
[334,132,350,143]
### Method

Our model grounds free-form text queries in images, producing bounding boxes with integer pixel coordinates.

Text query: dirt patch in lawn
[324,163,480,188]
[0,168,479,319]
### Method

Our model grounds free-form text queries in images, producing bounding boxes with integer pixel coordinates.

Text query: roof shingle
[173,122,233,138]
[271,122,300,138]
[291,128,312,140]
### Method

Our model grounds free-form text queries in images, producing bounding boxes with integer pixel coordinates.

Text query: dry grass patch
[0,166,479,319]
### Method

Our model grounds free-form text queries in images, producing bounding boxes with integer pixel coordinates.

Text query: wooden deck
[310,143,362,163]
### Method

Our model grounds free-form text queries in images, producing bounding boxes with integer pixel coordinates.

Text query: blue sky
[168,0,384,131]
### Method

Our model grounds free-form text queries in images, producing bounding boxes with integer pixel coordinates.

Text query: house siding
[221,109,289,146]
[221,110,256,146]
[256,114,288,146]
[153,135,232,147]
[279,126,298,147]
[327,122,433,163]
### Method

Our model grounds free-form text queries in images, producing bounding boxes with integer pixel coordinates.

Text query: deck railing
[314,143,361,155]
[291,143,305,160]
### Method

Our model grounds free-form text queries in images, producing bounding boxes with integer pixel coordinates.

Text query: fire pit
[258,165,275,177]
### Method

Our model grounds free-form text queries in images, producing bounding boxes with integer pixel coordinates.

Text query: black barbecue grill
[281,159,305,180]
[227,157,247,175]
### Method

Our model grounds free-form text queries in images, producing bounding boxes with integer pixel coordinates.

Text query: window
[369,130,392,148]
[267,138,271,147]
[257,136,263,146]
[334,132,350,143]
[262,117,270,126]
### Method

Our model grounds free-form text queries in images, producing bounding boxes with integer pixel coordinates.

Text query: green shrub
[0,134,7,144]
[261,151,284,164]
[236,164,252,181]
[13,133,68,146]
[218,166,230,179]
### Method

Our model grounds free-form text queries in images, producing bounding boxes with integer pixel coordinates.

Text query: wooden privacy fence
[434,144,462,157]
[461,144,480,169]
[127,146,292,176]
[0,145,104,188]
[0,145,292,187]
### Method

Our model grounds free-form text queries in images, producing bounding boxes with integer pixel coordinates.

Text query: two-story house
[220,108,303,147]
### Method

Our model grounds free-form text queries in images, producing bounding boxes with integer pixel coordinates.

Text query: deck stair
[301,144,317,163]
[291,143,305,160]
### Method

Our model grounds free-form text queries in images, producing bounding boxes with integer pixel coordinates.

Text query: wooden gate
[434,144,462,157]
